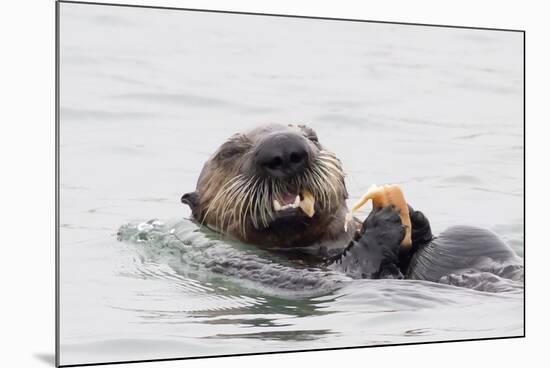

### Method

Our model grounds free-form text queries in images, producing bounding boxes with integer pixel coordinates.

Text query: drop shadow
[34,353,55,366]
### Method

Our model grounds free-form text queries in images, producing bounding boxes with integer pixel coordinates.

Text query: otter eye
[215,134,251,161]
[307,135,319,143]
[217,148,241,161]
[304,133,319,144]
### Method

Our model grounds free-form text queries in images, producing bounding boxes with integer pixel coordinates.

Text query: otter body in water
[181,124,521,282]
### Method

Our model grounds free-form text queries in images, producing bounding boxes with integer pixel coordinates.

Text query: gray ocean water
[58,4,524,366]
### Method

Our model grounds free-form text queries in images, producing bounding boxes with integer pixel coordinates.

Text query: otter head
[181,124,350,248]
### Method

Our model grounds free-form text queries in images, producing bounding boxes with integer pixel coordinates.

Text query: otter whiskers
[202,150,346,239]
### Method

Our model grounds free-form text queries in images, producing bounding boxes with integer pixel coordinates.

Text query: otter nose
[255,134,310,179]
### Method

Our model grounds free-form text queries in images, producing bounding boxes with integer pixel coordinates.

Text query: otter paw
[361,205,406,249]
[408,205,433,247]
[330,205,405,279]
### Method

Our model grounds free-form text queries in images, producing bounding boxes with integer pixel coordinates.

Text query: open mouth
[272,190,315,217]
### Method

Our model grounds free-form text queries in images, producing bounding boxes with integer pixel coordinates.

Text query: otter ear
[298,124,319,143]
[181,191,200,212]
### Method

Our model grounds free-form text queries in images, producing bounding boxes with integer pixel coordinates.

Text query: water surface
[59,4,523,366]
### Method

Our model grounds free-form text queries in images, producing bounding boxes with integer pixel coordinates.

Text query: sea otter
[181,124,522,282]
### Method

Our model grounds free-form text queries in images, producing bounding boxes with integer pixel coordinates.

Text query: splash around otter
[181,124,522,281]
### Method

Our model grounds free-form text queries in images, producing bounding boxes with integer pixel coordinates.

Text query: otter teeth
[273,195,301,211]
[299,190,315,218]
[272,192,316,218]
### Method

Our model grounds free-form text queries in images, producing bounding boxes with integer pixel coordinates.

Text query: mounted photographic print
[56,1,525,366]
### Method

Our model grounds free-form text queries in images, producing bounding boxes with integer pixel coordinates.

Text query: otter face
[181,124,349,248]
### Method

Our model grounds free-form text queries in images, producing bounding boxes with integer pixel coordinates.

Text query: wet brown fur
[183,124,357,249]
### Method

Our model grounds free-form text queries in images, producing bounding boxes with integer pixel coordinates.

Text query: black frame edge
[58,335,525,368]
[57,0,525,33]
[522,30,526,338]
[55,0,61,367]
